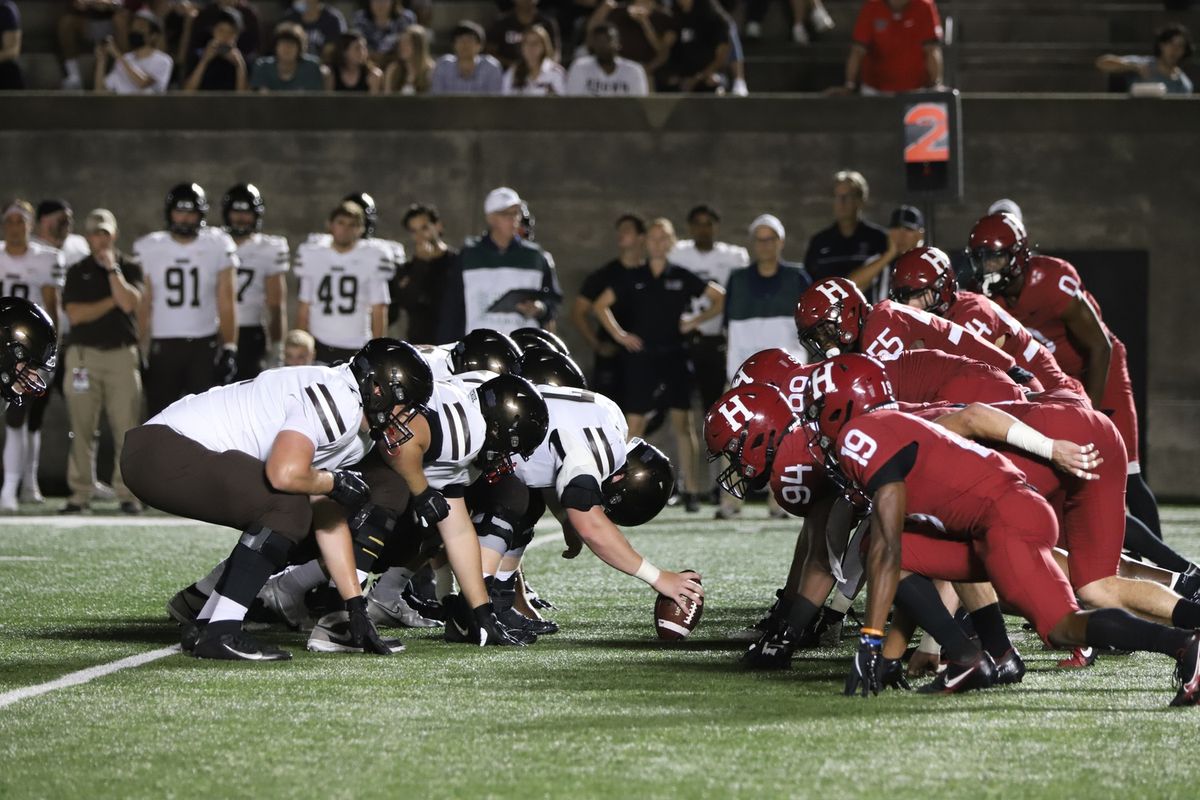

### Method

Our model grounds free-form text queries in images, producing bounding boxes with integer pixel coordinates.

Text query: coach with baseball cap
[60,209,145,515]
[437,186,562,339]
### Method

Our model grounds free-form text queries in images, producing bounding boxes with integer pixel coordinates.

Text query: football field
[2,505,1199,799]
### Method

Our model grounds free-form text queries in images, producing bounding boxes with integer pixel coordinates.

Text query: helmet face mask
[165,183,208,237]
[969,213,1029,298]
[794,279,868,360]
[974,247,1022,297]
[351,339,434,451]
[222,184,265,238]
[703,384,794,501]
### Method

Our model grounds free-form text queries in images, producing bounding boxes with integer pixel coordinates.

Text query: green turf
[1,507,1199,799]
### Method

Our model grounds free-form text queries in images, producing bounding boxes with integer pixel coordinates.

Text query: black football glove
[877,657,913,691]
[345,596,397,655]
[742,627,797,670]
[844,634,882,697]
[472,602,527,646]
[1006,365,1035,385]
[214,345,239,385]
[412,486,450,529]
[328,469,370,509]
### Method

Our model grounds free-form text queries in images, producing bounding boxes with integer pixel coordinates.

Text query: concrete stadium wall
[1,94,1197,498]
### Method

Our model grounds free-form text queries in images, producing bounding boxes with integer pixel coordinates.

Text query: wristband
[1005,420,1054,460]
[634,558,661,586]
[860,633,883,647]
[860,627,885,638]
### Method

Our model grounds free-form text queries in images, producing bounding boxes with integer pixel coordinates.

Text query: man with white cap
[439,186,562,338]
[60,209,144,515]
[715,213,811,519]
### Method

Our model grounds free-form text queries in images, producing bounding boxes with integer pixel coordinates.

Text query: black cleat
[994,648,1027,685]
[401,585,447,622]
[1171,632,1200,707]
[180,621,204,653]
[192,630,292,661]
[167,584,209,625]
[498,606,558,635]
[918,652,996,694]
[742,628,797,670]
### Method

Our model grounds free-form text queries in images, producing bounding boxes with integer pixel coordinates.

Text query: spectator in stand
[182,0,260,67]
[59,1,129,90]
[743,0,833,45]
[0,0,23,90]
[354,0,414,67]
[332,29,383,92]
[502,25,565,94]
[1096,23,1194,95]
[60,210,144,516]
[833,0,943,94]
[566,22,649,95]
[487,0,561,70]
[183,7,248,91]
[802,170,893,302]
[586,0,674,85]
[390,203,456,344]
[431,21,503,94]
[571,212,646,399]
[94,10,173,94]
[659,0,730,93]
[251,22,330,92]
[383,24,434,93]
[592,217,725,513]
[282,328,316,366]
[283,0,347,62]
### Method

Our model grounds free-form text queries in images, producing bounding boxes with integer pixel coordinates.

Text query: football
[654,573,703,640]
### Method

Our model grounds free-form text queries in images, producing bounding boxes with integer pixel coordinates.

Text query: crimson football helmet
[704,383,797,499]
[889,246,957,316]
[731,348,815,414]
[794,278,870,360]
[968,212,1029,298]
[801,354,896,455]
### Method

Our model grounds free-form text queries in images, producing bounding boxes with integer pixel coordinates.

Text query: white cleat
[258,579,315,632]
[368,593,442,628]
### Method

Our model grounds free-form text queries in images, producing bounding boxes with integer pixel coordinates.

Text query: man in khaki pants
[61,209,144,514]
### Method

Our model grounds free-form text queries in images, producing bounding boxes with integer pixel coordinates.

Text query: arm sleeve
[865,441,918,494]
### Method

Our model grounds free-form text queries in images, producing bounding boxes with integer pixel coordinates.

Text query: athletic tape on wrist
[634,559,661,586]
[1006,420,1054,461]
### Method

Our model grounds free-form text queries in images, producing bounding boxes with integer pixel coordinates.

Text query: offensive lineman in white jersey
[296,202,393,365]
[0,200,65,511]
[123,339,434,661]
[221,184,288,379]
[133,183,239,416]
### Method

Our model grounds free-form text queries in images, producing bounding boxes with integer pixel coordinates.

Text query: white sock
[434,563,454,601]
[495,568,517,582]
[2,426,26,500]
[830,592,854,614]
[274,559,327,595]
[356,569,368,586]
[197,590,221,621]
[24,430,40,492]
[194,560,227,596]
[207,593,250,624]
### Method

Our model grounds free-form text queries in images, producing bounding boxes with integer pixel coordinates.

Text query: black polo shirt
[609,261,708,355]
[63,254,143,349]
[580,259,633,345]
[803,220,890,282]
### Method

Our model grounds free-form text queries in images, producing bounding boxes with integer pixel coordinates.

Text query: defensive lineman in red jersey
[967,212,1163,531]
[889,246,1084,397]
[803,355,1200,705]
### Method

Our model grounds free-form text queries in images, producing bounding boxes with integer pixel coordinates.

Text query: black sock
[895,575,980,662]
[969,603,1014,660]
[1171,600,1200,630]
[1124,514,1192,573]
[1126,473,1162,540]
[212,543,277,610]
[786,596,821,634]
[1085,607,1191,657]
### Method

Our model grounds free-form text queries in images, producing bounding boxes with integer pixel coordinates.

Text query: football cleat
[401,585,448,622]
[1057,646,1097,669]
[307,611,406,654]
[180,621,203,653]
[994,648,1027,685]
[917,652,997,694]
[521,579,555,611]
[743,628,797,670]
[490,576,558,635]
[258,578,315,632]
[1170,632,1200,707]
[442,595,536,645]
[878,658,913,691]
[192,630,292,661]
[367,593,441,628]
[167,584,209,625]
[816,609,845,648]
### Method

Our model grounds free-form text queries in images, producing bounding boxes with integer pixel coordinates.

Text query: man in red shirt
[836,0,943,94]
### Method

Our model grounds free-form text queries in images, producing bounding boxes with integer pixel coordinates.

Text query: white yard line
[0,528,566,710]
[0,556,50,561]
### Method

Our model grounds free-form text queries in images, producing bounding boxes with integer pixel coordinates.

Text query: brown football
[654,572,703,640]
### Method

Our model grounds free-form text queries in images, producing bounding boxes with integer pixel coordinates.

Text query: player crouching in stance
[0,298,57,410]
[124,338,433,661]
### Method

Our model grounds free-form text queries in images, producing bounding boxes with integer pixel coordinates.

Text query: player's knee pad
[473,512,515,551]
[238,524,295,570]
[511,526,535,551]
[351,502,398,558]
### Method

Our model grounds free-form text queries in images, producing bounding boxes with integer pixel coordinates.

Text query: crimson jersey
[947,290,1082,397]
[858,299,1015,374]
[835,409,1026,539]
[885,349,1025,405]
[768,428,836,517]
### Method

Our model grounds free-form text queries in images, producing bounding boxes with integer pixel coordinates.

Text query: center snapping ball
[654,573,703,640]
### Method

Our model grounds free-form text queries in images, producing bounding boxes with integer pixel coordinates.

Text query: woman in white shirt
[501,25,565,96]
[93,10,173,95]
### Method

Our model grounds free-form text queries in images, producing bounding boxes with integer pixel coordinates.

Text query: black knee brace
[238,524,295,570]
[511,526,535,551]
[350,502,399,571]
[473,512,515,553]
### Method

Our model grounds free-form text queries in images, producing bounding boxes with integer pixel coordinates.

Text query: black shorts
[686,333,728,410]
[618,350,695,415]
[315,340,359,366]
[236,326,268,380]
[146,336,217,417]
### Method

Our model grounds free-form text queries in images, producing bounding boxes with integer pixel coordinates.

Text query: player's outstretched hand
[1051,440,1102,480]
[845,634,882,697]
[877,657,913,691]
[346,596,397,655]
[653,570,704,612]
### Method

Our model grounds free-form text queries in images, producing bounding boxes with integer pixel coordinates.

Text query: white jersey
[516,386,628,499]
[296,236,393,350]
[133,227,238,339]
[233,233,289,329]
[416,343,455,381]
[670,240,749,337]
[149,363,370,470]
[421,379,488,492]
[564,56,648,96]
[33,234,87,335]
[0,241,65,301]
